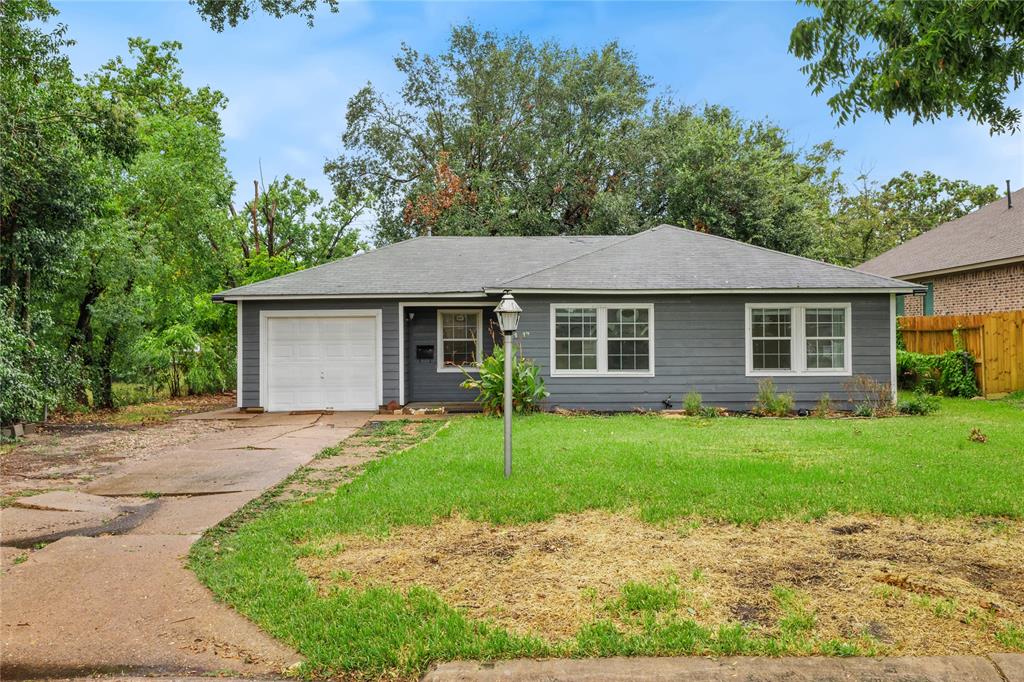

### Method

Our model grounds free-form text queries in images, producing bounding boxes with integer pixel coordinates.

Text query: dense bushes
[897,349,978,398]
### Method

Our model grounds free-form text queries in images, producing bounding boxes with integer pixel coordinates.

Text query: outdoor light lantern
[494,290,521,478]
[495,291,522,334]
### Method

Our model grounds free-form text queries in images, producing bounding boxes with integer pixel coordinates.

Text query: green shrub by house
[461,342,549,414]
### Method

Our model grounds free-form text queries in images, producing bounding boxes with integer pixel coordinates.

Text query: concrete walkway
[1,411,371,679]
[425,655,1024,682]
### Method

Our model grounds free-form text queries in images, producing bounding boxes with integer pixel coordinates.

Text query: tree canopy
[189,0,337,31]
[327,24,841,255]
[813,170,999,266]
[790,0,1024,134]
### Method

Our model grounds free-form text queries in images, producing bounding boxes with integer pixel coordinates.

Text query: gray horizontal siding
[405,307,498,403]
[236,293,893,412]
[239,299,399,409]
[514,294,892,411]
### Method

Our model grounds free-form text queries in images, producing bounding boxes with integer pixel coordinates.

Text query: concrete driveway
[1,410,371,679]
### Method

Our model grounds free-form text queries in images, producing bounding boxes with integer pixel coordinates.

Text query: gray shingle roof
[215,225,917,299]
[857,189,1024,279]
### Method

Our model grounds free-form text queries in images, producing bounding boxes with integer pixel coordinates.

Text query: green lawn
[192,398,1024,678]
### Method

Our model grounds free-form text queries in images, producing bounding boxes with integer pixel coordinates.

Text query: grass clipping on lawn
[298,511,1024,655]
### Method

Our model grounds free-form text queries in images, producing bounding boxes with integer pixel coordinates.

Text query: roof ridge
[657,224,915,288]
[496,228,654,287]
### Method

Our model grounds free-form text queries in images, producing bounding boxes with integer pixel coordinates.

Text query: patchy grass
[193,399,1024,678]
[0,488,46,508]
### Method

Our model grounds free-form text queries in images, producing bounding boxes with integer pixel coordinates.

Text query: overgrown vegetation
[897,350,979,398]
[1,0,365,425]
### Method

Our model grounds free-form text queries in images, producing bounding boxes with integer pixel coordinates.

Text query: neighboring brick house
[857,188,1024,316]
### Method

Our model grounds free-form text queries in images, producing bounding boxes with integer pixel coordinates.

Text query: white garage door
[265,315,378,412]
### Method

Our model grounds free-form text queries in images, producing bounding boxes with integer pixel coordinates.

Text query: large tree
[328,24,836,255]
[62,38,237,407]
[328,25,652,244]
[790,0,1024,134]
[813,171,999,266]
[0,0,136,325]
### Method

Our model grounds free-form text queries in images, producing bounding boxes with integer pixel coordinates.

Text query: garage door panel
[266,315,378,412]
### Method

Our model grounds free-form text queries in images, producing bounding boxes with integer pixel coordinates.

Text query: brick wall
[901,261,1024,316]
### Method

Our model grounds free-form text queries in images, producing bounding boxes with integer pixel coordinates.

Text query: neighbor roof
[857,189,1024,279]
[214,225,918,299]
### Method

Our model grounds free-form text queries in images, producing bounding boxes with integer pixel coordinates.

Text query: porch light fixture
[494,290,521,478]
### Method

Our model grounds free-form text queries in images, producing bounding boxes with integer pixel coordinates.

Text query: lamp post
[494,290,521,478]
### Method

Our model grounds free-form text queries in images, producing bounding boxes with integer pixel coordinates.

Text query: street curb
[423,654,1024,681]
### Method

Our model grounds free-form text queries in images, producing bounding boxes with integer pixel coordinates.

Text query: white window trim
[549,303,655,378]
[744,302,852,377]
[258,309,384,411]
[436,308,484,373]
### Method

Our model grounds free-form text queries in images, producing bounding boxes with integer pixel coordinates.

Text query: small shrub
[812,393,832,418]
[460,342,549,414]
[682,391,703,416]
[752,379,794,417]
[699,405,725,418]
[897,390,940,415]
[853,402,874,418]
[845,375,897,417]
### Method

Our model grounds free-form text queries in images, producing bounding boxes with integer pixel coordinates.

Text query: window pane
[554,308,598,372]
[440,312,479,366]
[608,308,650,340]
[807,339,844,369]
[753,339,791,371]
[608,340,649,372]
[752,308,791,339]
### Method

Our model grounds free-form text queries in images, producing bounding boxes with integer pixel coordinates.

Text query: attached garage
[258,310,383,412]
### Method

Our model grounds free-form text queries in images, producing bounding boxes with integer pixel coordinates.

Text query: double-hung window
[745,303,851,376]
[551,304,654,376]
[437,309,482,372]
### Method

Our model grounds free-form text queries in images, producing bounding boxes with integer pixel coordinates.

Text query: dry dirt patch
[1,395,234,500]
[299,511,1024,653]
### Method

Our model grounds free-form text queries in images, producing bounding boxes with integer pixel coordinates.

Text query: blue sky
[56,0,1022,230]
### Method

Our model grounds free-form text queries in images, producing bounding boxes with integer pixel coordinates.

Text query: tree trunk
[68,280,104,405]
[95,329,117,410]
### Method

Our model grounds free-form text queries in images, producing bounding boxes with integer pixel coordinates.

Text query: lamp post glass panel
[494,291,521,478]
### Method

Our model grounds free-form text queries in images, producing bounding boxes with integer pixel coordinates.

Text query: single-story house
[857,188,1023,316]
[213,225,920,412]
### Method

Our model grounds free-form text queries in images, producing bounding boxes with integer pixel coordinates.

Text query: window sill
[550,370,656,378]
[745,369,852,378]
[437,366,479,374]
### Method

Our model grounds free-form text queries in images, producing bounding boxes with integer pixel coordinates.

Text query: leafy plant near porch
[460,342,549,414]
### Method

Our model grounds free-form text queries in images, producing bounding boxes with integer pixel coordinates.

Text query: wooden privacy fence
[898,310,1024,397]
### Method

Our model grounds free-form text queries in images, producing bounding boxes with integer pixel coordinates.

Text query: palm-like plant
[460,341,549,414]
